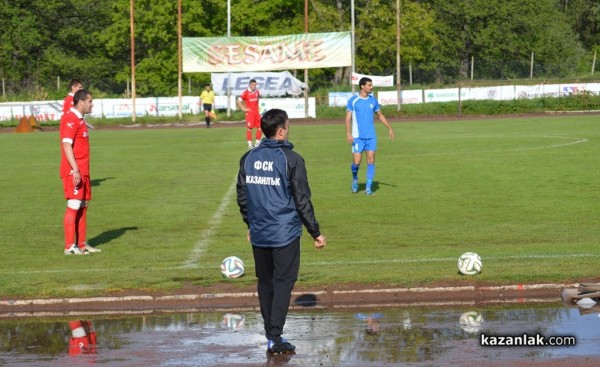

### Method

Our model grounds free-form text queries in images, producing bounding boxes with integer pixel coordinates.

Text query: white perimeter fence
[1,82,599,123]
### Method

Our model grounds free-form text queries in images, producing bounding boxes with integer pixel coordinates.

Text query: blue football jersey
[347,94,380,139]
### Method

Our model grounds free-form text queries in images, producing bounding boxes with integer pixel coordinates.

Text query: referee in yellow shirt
[200,84,216,128]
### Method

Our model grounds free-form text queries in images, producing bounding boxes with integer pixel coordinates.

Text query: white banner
[94,97,199,118]
[183,32,351,72]
[352,73,394,87]
[378,90,423,105]
[259,98,316,118]
[328,92,354,107]
[0,102,61,122]
[211,71,307,97]
[468,86,505,100]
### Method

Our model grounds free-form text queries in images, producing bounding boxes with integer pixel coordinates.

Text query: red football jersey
[63,94,75,114]
[60,110,90,177]
[239,88,260,113]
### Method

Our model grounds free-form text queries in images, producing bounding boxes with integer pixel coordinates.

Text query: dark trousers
[252,238,300,341]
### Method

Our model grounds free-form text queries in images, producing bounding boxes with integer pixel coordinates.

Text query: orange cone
[15,116,34,133]
[28,115,38,128]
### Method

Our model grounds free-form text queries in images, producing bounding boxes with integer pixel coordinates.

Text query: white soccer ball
[221,256,245,279]
[459,311,484,333]
[457,252,482,275]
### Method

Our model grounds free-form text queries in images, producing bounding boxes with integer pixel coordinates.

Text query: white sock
[248,141,253,147]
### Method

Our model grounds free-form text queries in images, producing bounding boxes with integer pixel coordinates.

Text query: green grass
[1,115,599,298]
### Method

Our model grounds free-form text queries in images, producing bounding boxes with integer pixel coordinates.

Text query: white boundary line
[308,253,600,266]
[182,176,237,268]
[387,135,588,158]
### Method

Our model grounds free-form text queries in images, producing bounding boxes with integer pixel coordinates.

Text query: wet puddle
[1,301,599,366]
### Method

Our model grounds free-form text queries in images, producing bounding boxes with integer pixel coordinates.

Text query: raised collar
[69,108,84,119]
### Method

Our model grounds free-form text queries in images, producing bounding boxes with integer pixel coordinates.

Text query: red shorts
[62,175,92,200]
[245,112,261,129]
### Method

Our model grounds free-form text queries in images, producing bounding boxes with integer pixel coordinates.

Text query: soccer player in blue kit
[345,77,395,195]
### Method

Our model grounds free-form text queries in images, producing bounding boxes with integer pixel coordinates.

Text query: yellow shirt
[200,90,215,105]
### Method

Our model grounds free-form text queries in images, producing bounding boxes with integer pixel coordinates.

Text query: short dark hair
[359,77,371,88]
[68,79,82,90]
[261,109,288,138]
[249,79,257,84]
[74,89,92,106]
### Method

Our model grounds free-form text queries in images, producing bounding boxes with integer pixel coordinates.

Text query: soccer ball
[220,256,245,279]
[457,252,482,275]
[459,311,484,333]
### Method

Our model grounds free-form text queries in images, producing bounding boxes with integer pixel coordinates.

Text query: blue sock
[351,163,359,181]
[366,164,375,190]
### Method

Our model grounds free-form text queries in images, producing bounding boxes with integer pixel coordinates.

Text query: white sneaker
[82,242,101,253]
[64,244,86,255]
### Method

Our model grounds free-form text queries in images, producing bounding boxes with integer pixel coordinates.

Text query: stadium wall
[2,82,598,122]
[0,96,316,122]
[329,82,600,107]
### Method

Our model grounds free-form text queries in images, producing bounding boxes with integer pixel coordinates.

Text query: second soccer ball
[457,252,482,275]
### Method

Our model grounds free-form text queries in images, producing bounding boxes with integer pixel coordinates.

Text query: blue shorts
[352,138,377,154]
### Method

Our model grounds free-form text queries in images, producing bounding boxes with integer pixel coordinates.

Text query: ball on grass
[458,252,482,275]
[220,256,245,279]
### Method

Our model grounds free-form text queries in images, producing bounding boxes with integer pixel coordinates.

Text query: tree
[231,0,306,36]
[425,0,584,81]
[1,0,599,98]
[0,2,45,92]
[99,0,211,96]
[307,0,354,88]
[564,0,600,49]
[0,1,117,96]
[340,0,437,86]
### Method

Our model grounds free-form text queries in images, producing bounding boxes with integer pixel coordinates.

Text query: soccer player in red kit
[60,89,101,255]
[237,79,262,149]
[62,79,83,115]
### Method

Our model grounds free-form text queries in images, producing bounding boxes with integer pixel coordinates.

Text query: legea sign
[211,72,307,97]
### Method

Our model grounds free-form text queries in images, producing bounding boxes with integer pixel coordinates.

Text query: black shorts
[203,103,213,112]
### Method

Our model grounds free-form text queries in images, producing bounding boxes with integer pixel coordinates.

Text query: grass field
[0,115,599,298]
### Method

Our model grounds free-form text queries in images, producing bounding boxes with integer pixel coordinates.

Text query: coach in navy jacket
[237,108,326,354]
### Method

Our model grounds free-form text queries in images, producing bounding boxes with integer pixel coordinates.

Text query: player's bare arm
[237,99,248,112]
[62,142,81,186]
[377,111,395,141]
[345,110,354,143]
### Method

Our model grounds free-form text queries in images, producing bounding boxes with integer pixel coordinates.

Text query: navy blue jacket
[237,139,321,248]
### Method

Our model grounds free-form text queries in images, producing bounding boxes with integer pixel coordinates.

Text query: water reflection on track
[1,301,599,366]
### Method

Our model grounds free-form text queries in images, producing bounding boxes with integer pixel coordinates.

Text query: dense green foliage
[1,0,599,98]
